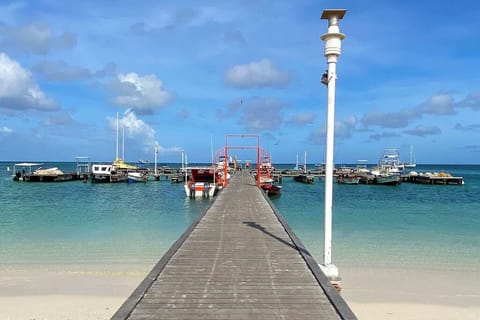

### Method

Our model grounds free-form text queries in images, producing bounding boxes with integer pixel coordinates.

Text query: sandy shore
[341,267,480,320]
[0,265,478,319]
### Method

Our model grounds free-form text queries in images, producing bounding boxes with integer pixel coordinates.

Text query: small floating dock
[111,171,356,320]
[401,173,464,185]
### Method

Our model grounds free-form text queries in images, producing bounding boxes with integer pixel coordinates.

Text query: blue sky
[0,0,479,164]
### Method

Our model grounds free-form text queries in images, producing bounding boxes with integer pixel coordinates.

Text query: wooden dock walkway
[112,171,356,320]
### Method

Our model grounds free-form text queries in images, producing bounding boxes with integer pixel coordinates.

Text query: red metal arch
[224,134,260,187]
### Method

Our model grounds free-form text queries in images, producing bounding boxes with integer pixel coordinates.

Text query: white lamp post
[320,9,346,282]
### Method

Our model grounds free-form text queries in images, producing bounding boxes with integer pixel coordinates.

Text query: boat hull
[337,175,360,184]
[127,172,148,183]
[261,184,282,196]
[294,174,314,184]
[185,182,217,198]
[374,175,401,186]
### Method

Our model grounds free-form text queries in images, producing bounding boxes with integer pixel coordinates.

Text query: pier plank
[112,171,356,320]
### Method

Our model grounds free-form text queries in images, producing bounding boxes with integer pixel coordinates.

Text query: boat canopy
[14,163,43,166]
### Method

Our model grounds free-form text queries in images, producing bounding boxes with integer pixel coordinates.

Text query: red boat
[261,183,282,196]
[258,154,282,196]
[184,167,222,198]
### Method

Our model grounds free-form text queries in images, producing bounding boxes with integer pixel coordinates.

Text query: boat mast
[115,112,119,161]
[184,153,188,182]
[154,144,158,176]
[304,151,307,173]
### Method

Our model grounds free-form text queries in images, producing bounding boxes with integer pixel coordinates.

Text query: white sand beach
[341,267,480,320]
[0,265,478,319]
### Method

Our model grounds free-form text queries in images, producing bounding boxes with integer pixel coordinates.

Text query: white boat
[293,151,314,184]
[377,149,404,174]
[12,163,78,182]
[91,164,127,183]
[257,153,282,196]
[374,174,401,186]
[91,113,145,183]
[215,154,231,182]
[127,171,148,183]
[337,174,360,184]
[184,167,218,198]
[403,145,417,168]
[12,163,42,181]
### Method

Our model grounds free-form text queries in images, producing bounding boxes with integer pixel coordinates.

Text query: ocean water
[0,162,478,274]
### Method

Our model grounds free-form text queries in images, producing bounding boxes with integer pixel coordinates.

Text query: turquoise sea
[0,162,479,274]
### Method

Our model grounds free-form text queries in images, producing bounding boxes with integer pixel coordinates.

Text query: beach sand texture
[1,266,479,319]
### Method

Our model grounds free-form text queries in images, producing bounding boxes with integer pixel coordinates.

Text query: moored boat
[184,167,219,198]
[337,174,360,184]
[258,153,282,196]
[127,171,148,183]
[374,174,401,186]
[294,174,314,184]
[403,145,417,168]
[293,151,314,184]
[261,183,282,196]
[90,164,128,183]
[379,148,404,174]
[13,163,43,181]
[12,163,79,182]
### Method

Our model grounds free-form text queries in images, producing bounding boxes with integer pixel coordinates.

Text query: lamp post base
[319,263,342,292]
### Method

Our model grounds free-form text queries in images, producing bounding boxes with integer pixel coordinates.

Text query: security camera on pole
[320,9,346,286]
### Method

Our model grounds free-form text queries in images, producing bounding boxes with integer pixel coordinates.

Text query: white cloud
[335,116,358,139]
[453,123,480,131]
[404,125,441,137]
[0,52,57,112]
[34,60,116,82]
[308,116,359,144]
[225,59,291,88]
[223,29,246,45]
[457,92,480,111]
[0,22,76,55]
[0,126,13,133]
[367,132,401,141]
[112,72,172,114]
[286,112,316,126]
[108,109,184,154]
[238,97,287,132]
[361,110,414,129]
[155,144,184,154]
[420,94,456,115]
[108,109,156,142]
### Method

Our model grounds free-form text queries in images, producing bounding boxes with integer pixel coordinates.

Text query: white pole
[304,151,307,173]
[184,153,188,182]
[115,112,119,160]
[154,144,158,176]
[324,59,336,266]
[320,9,346,280]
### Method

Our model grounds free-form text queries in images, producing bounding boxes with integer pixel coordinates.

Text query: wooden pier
[111,171,356,320]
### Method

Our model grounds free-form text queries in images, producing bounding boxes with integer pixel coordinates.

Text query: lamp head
[321,70,329,86]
